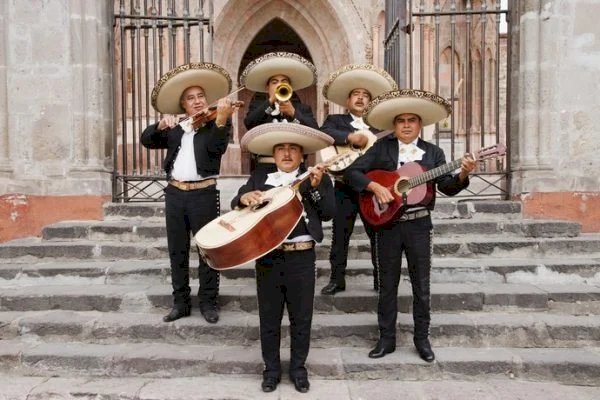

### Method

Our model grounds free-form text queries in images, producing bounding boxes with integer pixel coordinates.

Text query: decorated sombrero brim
[151,63,232,114]
[240,52,316,92]
[322,64,398,106]
[364,89,452,130]
[241,123,333,156]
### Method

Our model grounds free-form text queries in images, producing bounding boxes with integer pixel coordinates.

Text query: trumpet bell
[275,82,293,102]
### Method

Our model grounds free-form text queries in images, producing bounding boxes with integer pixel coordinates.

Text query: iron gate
[112,0,213,202]
[385,0,510,199]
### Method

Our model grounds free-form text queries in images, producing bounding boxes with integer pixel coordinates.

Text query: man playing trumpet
[242,52,319,130]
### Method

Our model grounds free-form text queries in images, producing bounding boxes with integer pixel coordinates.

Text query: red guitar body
[359,162,433,227]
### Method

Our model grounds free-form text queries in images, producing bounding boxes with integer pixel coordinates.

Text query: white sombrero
[241,123,333,156]
[322,64,398,106]
[151,63,232,114]
[240,52,316,92]
[364,89,452,130]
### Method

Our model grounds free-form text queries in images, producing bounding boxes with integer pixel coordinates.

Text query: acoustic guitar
[359,143,506,227]
[195,185,304,270]
[317,129,392,174]
[194,151,349,270]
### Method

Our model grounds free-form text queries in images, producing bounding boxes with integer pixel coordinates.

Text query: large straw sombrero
[241,123,333,156]
[240,52,316,92]
[151,63,232,114]
[364,89,452,130]
[322,64,398,106]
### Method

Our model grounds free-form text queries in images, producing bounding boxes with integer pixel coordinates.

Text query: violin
[188,101,244,129]
[178,86,247,130]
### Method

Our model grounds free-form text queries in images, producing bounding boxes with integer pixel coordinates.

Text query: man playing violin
[141,63,237,324]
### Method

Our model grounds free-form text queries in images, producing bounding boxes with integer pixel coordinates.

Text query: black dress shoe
[368,340,396,359]
[261,376,280,392]
[414,337,435,362]
[162,305,191,322]
[320,281,345,295]
[292,376,310,393]
[200,304,219,324]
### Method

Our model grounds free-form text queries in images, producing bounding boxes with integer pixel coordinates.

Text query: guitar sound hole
[395,180,410,196]
[251,199,271,211]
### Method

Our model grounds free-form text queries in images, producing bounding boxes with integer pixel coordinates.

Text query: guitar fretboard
[407,159,462,188]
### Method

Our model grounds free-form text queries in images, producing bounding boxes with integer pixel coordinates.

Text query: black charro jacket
[141,120,231,178]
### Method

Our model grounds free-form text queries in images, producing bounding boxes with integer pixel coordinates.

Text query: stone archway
[213,0,352,175]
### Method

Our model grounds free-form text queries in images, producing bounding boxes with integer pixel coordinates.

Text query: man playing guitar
[231,123,335,394]
[319,64,398,295]
[344,89,476,362]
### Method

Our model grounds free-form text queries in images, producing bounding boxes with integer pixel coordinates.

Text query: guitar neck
[408,159,462,188]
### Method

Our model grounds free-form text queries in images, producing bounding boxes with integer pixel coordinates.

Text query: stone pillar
[0,1,9,174]
[0,0,112,195]
[511,0,600,231]
[0,0,113,242]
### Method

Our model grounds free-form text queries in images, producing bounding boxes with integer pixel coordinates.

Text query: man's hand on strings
[367,181,394,204]
[240,190,263,207]
[308,164,326,188]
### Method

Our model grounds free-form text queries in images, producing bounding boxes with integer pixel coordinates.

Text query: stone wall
[510,0,600,231]
[0,1,113,240]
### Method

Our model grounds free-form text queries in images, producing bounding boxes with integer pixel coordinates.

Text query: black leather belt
[277,241,315,252]
[168,178,216,191]
[398,209,430,222]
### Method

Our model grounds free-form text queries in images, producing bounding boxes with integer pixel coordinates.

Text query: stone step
[103,199,523,220]
[1,282,599,313]
[2,310,598,349]
[41,218,581,241]
[1,374,598,400]
[2,234,600,261]
[0,339,597,385]
[1,257,599,285]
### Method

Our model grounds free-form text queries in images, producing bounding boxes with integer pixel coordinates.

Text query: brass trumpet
[274,82,293,102]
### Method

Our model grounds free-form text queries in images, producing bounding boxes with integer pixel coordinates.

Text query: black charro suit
[231,163,335,381]
[345,135,469,347]
[141,120,231,312]
[320,114,385,290]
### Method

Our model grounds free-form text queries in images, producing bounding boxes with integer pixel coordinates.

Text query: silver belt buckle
[398,213,410,221]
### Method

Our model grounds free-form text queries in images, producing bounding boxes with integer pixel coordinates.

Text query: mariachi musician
[141,63,238,324]
[344,89,476,361]
[241,52,319,168]
[319,64,398,295]
[231,123,335,393]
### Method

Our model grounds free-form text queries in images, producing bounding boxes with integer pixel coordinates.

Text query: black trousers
[255,248,316,380]
[329,181,378,284]
[375,215,433,343]
[164,184,220,307]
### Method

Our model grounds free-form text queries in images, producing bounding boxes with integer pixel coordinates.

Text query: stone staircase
[1,200,600,399]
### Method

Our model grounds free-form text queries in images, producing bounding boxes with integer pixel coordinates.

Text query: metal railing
[112,0,213,202]
[385,0,510,199]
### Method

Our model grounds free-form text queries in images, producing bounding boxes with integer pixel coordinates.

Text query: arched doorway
[237,18,316,174]
[213,0,352,177]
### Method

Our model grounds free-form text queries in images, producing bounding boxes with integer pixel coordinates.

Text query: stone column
[0,0,112,196]
[510,0,554,194]
[511,0,600,231]
[67,0,113,187]
[0,1,9,174]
